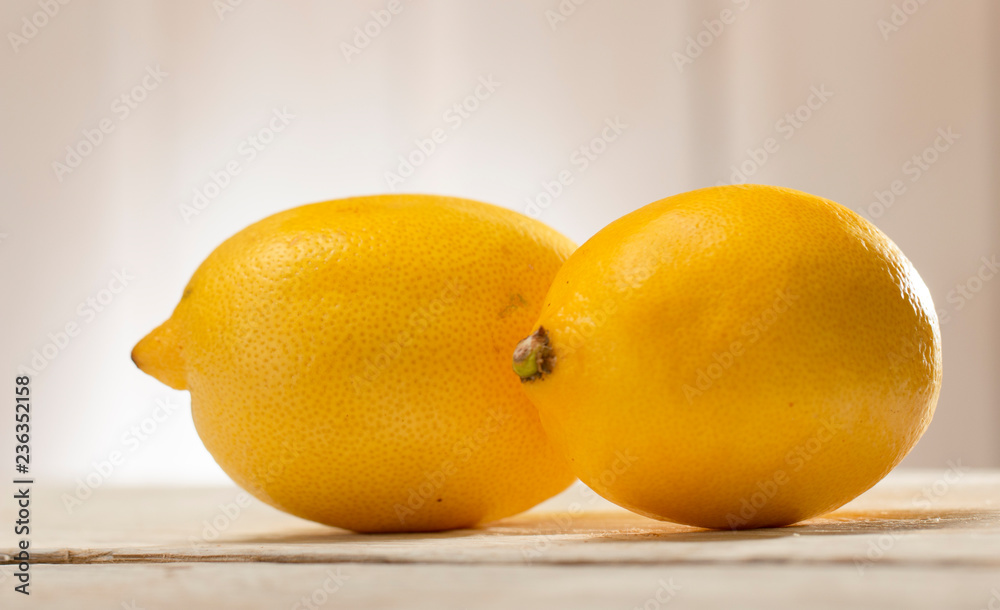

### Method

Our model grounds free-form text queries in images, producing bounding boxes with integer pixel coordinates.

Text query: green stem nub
[512,326,554,383]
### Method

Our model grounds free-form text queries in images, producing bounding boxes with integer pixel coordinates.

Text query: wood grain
[7,563,1000,610]
[0,470,998,608]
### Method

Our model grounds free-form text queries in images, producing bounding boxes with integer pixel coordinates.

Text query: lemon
[132,194,576,532]
[513,185,942,529]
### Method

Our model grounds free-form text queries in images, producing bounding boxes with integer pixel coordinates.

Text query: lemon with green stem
[514,184,942,529]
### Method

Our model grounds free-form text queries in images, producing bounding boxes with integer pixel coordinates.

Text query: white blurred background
[1,0,997,489]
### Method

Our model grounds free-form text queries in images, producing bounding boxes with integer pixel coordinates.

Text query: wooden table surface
[2,469,999,609]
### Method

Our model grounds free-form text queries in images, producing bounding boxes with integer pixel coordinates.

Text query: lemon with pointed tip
[513,185,942,530]
[133,194,576,532]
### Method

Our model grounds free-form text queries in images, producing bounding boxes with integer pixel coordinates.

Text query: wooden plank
[3,563,1000,610]
[1,470,998,568]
